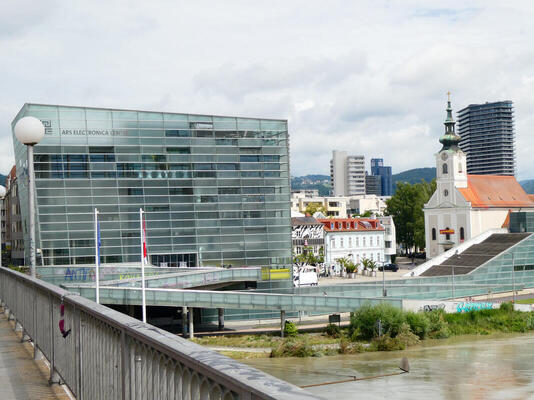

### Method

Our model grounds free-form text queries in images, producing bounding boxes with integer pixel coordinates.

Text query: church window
[432,228,436,240]
[445,227,451,241]
[458,163,462,172]
[460,227,465,241]
[442,163,448,174]
[444,189,449,197]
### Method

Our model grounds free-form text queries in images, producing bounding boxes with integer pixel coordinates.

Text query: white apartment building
[319,218,386,267]
[290,193,349,218]
[330,150,366,196]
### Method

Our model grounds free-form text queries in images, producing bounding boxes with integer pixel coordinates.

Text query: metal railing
[0,267,319,400]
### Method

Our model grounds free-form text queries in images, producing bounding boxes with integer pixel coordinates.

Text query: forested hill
[520,180,534,194]
[392,167,436,191]
[291,174,330,196]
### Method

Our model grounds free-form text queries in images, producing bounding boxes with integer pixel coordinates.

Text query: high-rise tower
[457,101,515,176]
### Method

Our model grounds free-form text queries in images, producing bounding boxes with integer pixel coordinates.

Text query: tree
[304,203,327,216]
[385,179,436,252]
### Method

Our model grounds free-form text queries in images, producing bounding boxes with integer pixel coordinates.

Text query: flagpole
[140,208,147,323]
[94,208,100,304]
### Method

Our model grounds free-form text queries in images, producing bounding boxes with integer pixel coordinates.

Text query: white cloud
[1,1,534,180]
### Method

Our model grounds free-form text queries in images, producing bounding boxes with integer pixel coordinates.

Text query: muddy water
[243,334,534,399]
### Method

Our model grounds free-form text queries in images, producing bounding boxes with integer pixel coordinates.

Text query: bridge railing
[0,267,319,400]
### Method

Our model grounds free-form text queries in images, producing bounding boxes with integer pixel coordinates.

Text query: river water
[242,334,534,399]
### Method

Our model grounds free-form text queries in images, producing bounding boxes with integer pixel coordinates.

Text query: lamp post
[0,185,6,268]
[381,262,386,297]
[14,116,45,278]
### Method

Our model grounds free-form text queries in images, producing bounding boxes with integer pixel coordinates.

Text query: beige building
[290,193,349,218]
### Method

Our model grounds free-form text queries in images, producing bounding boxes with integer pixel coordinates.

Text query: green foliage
[350,302,406,340]
[360,210,373,217]
[304,203,327,216]
[293,246,321,265]
[339,335,365,354]
[500,302,514,312]
[325,323,341,338]
[270,338,318,358]
[405,311,430,339]
[370,334,406,351]
[284,320,298,337]
[8,265,29,274]
[426,309,450,338]
[361,258,377,271]
[396,322,421,346]
[386,179,436,250]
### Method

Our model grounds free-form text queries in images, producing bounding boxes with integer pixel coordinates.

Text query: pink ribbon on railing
[59,297,71,338]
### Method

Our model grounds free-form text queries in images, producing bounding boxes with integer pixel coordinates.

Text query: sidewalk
[0,312,70,400]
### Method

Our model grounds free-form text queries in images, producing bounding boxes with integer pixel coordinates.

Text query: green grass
[192,333,338,349]
[516,298,534,304]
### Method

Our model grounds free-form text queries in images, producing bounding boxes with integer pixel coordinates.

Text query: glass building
[11,104,291,268]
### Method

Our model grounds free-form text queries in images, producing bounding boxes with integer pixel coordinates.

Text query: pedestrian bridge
[0,267,319,400]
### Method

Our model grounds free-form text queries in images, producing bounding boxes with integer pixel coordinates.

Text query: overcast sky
[2,1,534,179]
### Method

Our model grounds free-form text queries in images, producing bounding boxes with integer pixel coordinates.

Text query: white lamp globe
[0,185,5,198]
[14,116,45,145]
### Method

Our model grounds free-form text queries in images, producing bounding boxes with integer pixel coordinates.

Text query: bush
[370,334,405,351]
[405,312,430,339]
[427,310,450,338]
[284,320,298,337]
[325,323,341,338]
[270,338,317,358]
[500,302,514,313]
[396,323,420,346]
[350,302,406,340]
[339,335,365,354]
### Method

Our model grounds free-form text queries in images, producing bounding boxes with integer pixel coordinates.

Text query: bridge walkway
[0,312,69,400]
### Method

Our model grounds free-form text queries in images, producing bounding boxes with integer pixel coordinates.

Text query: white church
[424,96,534,258]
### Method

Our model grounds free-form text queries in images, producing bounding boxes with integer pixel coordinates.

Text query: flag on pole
[141,212,148,264]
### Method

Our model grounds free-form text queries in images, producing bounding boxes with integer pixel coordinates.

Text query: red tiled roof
[317,218,384,232]
[458,174,534,208]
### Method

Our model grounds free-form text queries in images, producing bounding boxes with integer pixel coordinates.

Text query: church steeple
[439,92,461,151]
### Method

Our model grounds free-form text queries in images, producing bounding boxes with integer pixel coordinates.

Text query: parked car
[377,263,399,272]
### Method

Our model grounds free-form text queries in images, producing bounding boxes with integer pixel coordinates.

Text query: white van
[293,266,319,287]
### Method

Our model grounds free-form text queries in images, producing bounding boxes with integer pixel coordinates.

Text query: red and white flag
[141,210,149,264]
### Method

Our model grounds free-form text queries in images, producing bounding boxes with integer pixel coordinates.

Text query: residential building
[330,151,365,196]
[424,96,534,258]
[347,195,387,217]
[3,166,24,266]
[290,193,349,218]
[12,104,291,268]
[290,189,319,197]
[291,216,324,257]
[320,218,386,267]
[378,216,396,263]
[370,158,393,196]
[457,100,515,176]
[365,173,381,196]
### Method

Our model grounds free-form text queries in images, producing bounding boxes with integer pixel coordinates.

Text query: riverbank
[192,302,534,359]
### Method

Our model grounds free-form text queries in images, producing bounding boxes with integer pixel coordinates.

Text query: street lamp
[0,185,6,268]
[14,116,45,278]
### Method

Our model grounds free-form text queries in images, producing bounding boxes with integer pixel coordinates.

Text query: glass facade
[12,104,291,268]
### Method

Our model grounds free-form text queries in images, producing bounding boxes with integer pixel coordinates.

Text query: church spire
[439,92,461,151]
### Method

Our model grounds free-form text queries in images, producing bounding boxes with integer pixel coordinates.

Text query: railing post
[218,308,224,331]
[182,307,187,336]
[48,293,60,385]
[188,308,194,339]
[120,329,127,400]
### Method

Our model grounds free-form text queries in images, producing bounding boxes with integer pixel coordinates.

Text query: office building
[3,166,24,266]
[12,104,291,268]
[457,101,515,176]
[330,151,365,196]
[370,158,393,196]
[365,173,381,196]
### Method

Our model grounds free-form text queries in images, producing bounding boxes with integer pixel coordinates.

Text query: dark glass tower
[370,158,392,196]
[457,101,515,176]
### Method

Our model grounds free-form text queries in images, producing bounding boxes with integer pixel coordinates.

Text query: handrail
[0,267,320,400]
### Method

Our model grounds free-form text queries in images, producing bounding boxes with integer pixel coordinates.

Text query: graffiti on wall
[292,224,324,240]
[456,302,495,313]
